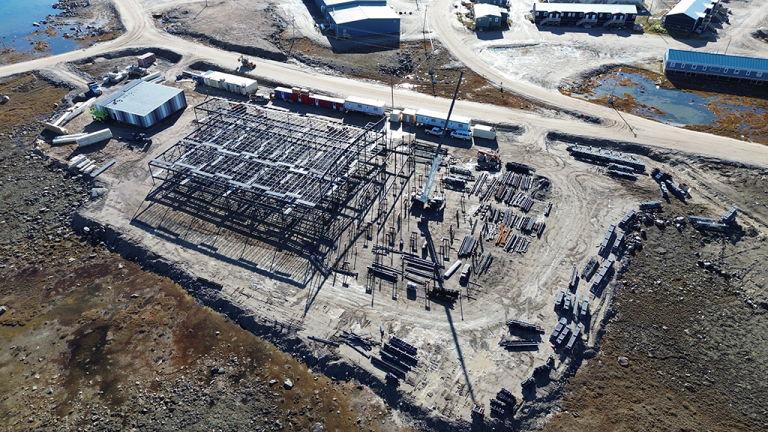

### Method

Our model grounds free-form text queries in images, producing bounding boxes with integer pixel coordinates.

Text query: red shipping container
[137,52,156,67]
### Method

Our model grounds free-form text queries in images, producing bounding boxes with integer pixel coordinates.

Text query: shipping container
[472,124,496,140]
[344,96,386,115]
[136,52,156,67]
[273,87,293,101]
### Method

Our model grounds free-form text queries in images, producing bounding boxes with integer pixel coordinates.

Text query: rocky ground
[544,177,768,431]
[0,74,405,432]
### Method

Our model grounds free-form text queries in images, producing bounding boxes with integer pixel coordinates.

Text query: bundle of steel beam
[582,257,599,280]
[380,350,412,372]
[639,201,662,210]
[371,356,406,378]
[428,287,460,302]
[372,262,402,275]
[383,343,419,365]
[497,389,516,407]
[308,335,341,347]
[659,181,669,198]
[471,172,488,196]
[567,145,646,173]
[545,202,553,216]
[590,257,615,294]
[368,266,398,281]
[607,169,637,180]
[693,221,728,232]
[666,180,687,199]
[340,331,377,350]
[720,206,737,225]
[479,253,493,274]
[480,177,499,202]
[390,337,418,355]
[402,254,439,269]
[534,221,545,236]
[505,161,533,174]
[607,163,635,173]
[598,223,616,256]
[406,267,440,280]
[569,265,579,289]
[449,165,474,179]
[618,209,636,229]
[458,235,479,257]
[499,340,539,349]
[506,319,543,333]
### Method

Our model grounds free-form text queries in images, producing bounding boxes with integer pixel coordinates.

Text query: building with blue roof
[662,0,720,33]
[663,49,768,84]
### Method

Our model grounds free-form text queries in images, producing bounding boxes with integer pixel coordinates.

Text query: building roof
[666,0,717,20]
[202,70,257,88]
[345,95,386,108]
[474,3,502,18]
[97,80,184,117]
[534,3,637,14]
[329,5,399,24]
[416,108,471,125]
[666,49,768,71]
[323,0,385,8]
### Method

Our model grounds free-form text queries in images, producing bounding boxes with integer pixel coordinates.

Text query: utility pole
[390,74,394,109]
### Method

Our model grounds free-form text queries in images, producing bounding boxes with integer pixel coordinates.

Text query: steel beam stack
[567,145,646,172]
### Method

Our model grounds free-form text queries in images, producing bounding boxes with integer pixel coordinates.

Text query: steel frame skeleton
[147,98,387,245]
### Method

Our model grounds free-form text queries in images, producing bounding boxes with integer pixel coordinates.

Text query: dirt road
[0,0,767,167]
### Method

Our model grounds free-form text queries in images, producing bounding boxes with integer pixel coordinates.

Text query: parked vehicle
[425,127,444,136]
[451,130,472,141]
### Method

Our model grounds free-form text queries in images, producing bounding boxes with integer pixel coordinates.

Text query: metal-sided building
[474,4,508,29]
[317,0,385,18]
[328,5,400,38]
[94,80,187,128]
[663,49,768,84]
[532,3,637,28]
[475,0,507,7]
[662,0,720,33]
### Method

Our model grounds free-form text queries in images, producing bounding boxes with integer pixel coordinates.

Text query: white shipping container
[472,124,496,140]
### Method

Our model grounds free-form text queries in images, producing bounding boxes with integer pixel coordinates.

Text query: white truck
[425,127,444,137]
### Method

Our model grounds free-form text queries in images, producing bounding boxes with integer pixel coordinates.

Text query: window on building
[758,72,763,77]
[702,66,707,71]
[670,62,676,67]
[692,65,697,70]
[681,63,686,68]
[746,71,751,76]
[724,68,728,73]
[735,69,740,74]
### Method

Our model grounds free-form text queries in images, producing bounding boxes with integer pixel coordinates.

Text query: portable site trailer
[416,109,471,131]
[390,109,402,123]
[201,70,258,95]
[344,96,387,115]
[459,264,472,283]
[472,124,496,140]
[313,94,346,111]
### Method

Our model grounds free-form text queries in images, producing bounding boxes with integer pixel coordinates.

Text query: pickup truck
[249,93,269,103]
[425,127,444,136]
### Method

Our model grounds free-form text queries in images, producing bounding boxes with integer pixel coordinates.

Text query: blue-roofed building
[663,49,768,84]
[94,80,187,128]
[662,0,720,33]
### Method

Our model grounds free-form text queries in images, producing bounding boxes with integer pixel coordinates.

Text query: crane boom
[417,70,464,204]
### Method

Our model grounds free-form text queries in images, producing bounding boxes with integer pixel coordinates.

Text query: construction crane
[415,70,464,209]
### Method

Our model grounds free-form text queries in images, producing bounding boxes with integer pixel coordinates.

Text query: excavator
[476,150,501,171]
[237,55,256,69]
